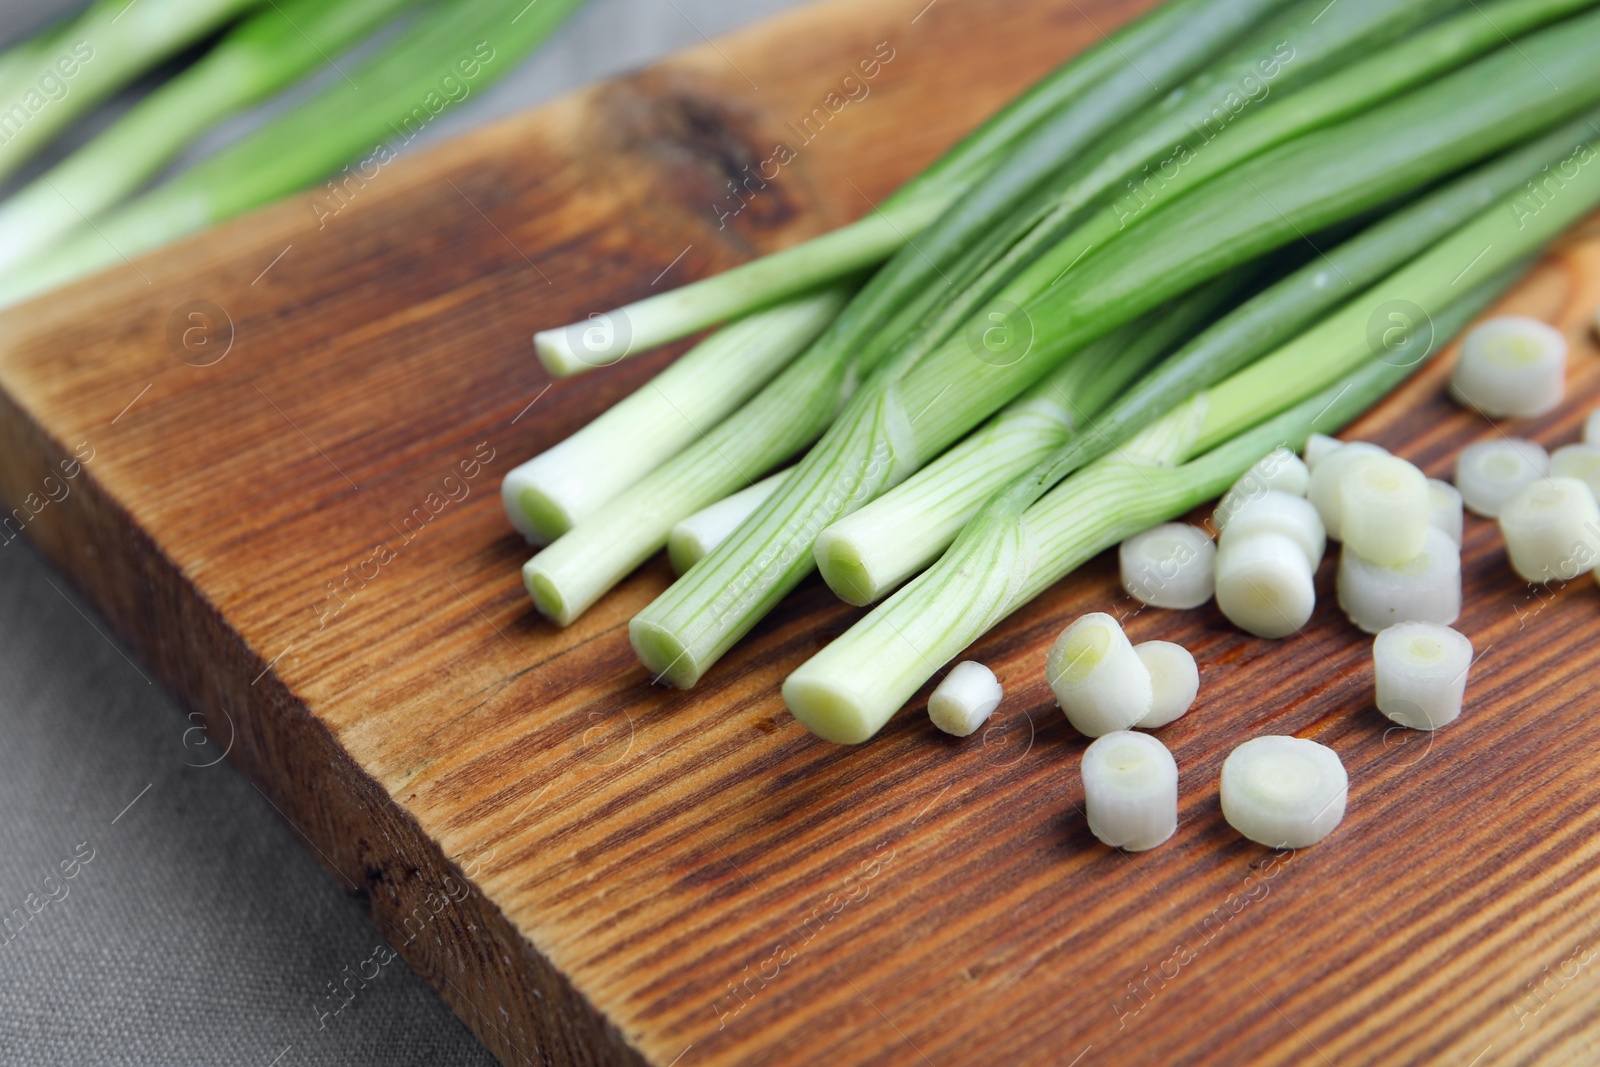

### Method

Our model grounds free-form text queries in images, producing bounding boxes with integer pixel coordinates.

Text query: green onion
[1220,736,1347,848]
[1337,524,1462,633]
[1048,611,1153,737]
[1454,437,1549,517]
[631,26,1600,690]
[523,0,1305,620]
[0,0,417,276]
[1082,731,1179,851]
[782,359,1421,743]
[0,0,587,307]
[978,0,1595,308]
[1449,315,1569,418]
[1373,622,1473,731]
[1134,640,1199,728]
[1498,476,1600,582]
[784,211,1561,742]
[813,279,1240,606]
[0,0,264,184]
[926,660,1003,737]
[781,191,1562,742]
[533,0,1286,376]
[502,286,848,544]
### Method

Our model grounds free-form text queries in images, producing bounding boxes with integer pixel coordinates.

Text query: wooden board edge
[0,383,650,1066]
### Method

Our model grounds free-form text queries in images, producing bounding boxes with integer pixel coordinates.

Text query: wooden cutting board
[5,0,1600,1063]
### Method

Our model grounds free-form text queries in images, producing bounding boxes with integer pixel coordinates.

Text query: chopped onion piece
[1449,316,1567,418]
[1308,441,1388,539]
[1219,490,1325,568]
[1549,443,1600,503]
[1454,437,1549,518]
[1133,641,1198,728]
[1586,409,1600,445]
[1081,731,1178,851]
[1337,525,1461,634]
[1304,433,1343,472]
[1046,613,1152,738]
[1214,448,1310,529]
[1427,478,1464,545]
[1373,622,1473,731]
[1119,524,1216,609]
[1498,476,1600,583]
[927,661,1003,737]
[1214,532,1317,639]
[1221,736,1347,848]
[1338,453,1430,565]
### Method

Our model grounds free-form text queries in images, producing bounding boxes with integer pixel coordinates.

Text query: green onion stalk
[814,274,1255,604]
[629,13,1600,689]
[0,0,419,277]
[502,284,853,544]
[786,357,1438,743]
[815,111,1600,605]
[853,0,1500,390]
[520,0,1299,618]
[0,0,265,184]
[784,139,1600,744]
[533,0,1287,376]
[518,279,1216,627]
[0,0,588,309]
[518,0,1495,624]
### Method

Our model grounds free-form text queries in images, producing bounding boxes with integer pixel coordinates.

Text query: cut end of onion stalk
[1081,731,1178,852]
[501,461,576,545]
[813,530,881,607]
[1220,736,1347,849]
[927,661,1003,737]
[1455,437,1549,518]
[1119,524,1216,610]
[1214,532,1317,639]
[1373,622,1473,731]
[629,618,701,690]
[1338,452,1431,565]
[1449,316,1567,419]
[1046,613,1152,738]
[1498,476,1600,583]
[533,325,630,378]
[1133,641,1198,729]
[523,561,575,627]
[782,672,880,745]
[1336,524,1461,634]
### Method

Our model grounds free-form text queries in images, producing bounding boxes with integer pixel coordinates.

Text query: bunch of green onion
[0,0,587,306]
[514,0,1600,745]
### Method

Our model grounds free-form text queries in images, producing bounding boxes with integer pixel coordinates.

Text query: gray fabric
[0,0,804,1062]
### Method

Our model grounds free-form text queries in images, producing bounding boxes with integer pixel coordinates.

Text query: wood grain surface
[4,0,1600,1063]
